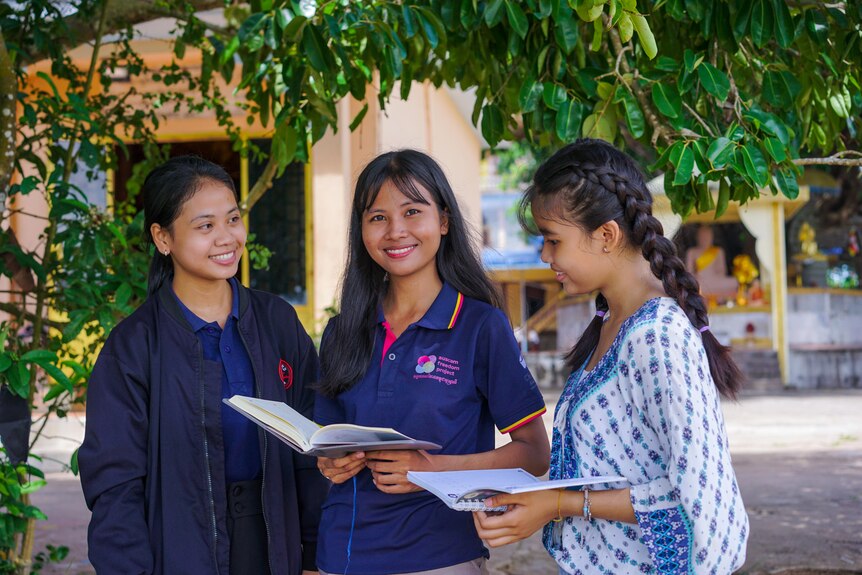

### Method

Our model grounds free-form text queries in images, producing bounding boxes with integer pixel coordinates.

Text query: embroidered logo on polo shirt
[278,359,293,390]
[413,354,460,385]
[415,355,437,374]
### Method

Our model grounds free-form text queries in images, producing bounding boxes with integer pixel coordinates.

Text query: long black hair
[142,155,238,296]
[318,149,501,397]
[518,139,742,399]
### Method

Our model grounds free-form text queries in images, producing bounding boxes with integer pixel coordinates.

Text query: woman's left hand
[365,449,436,494]
[472,490,559,547]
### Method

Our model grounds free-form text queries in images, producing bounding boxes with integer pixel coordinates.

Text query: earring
[602,246,610,253]
[383,272,390,282]
[163,249,170,257]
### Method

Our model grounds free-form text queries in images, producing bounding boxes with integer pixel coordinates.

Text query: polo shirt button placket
[388,353,396,361]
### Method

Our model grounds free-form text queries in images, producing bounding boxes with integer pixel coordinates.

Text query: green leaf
[672,144,695,185]
[0,354,11,372]
[651,83,682,118]
[763,137,787,163]
[40,363,73,392]
[7,362,30,398]
[554,17,579,54]
[762,70,793,107]
[401,5,416,37]
[505,1,529,39]
[697,63,730,101]
[590,18,603,52]
[716,178,731,218]
[775,167,799,199]
[575,1,604,21]
[20,350,57,363]
[481,104,505,147]
[301,25,330,72]
[614,85,645,138]
[581,112,616,142]
[750,0,774,48]
[484,0,505,26]
[771,0,795,47]
[519,76,543,113]
[631,13,657,59]
[740,143,769,187]
[415,8,443,49]
[349,103,369,131]
[556,99,583,140]
[542,83,567,110]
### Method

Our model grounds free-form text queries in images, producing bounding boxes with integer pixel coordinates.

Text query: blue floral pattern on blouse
[543,298,748,574]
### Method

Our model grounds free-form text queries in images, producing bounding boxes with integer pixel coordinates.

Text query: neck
[601,254,666,322]
[384,272,444,322]
[172,274,234,326]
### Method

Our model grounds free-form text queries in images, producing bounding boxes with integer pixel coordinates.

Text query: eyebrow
[366,200,421,213]
[189,207,240,223]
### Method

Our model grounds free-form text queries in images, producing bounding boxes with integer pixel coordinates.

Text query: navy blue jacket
[79,282,328,574]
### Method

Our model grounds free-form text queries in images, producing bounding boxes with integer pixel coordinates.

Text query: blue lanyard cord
[343,476,357,575]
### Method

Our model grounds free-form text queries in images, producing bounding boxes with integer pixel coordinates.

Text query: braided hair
[519,139,742,399]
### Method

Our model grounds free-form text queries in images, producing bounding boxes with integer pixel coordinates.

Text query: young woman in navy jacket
[314,150,551,574]
[79,156,327,575]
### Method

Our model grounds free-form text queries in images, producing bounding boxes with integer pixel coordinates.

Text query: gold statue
[799,222,819,258]
[732,254,759,306]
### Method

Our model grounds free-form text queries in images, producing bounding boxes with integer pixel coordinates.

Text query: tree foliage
[0,0,861,572]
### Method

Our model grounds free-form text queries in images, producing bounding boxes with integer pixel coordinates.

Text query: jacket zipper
[237,325,274,575]
[199,342,221,574]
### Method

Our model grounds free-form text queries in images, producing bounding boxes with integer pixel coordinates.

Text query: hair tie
[699,325,710,333]
[595,310,606,318]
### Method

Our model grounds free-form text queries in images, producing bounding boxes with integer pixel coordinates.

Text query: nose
[540,241,552,264]
[384,216,407,239]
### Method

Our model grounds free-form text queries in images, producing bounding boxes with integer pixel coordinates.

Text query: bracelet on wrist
[582,487,593,522]
[552,489,564,523]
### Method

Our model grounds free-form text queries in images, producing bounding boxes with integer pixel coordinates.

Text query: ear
[440,208,449,236]
[594,220,624,252]
[150,223,171,254]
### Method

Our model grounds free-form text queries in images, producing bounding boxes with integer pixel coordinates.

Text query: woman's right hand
[317,452,367,484]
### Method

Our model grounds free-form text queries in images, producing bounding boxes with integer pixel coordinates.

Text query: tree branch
[0,27,15,196]
[18,0,224,65]
[793,156,862,166]
[607,27,670,147]
[241,152,279,214]
[0,302,66,330]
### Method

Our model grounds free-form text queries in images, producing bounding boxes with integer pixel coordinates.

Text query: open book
[407,468,626,511]
[223,395,442,457]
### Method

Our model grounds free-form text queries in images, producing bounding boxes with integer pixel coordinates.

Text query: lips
[384,245,416,259]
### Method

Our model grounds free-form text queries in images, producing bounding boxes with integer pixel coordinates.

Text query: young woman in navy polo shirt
[79,156,327,575]
[473,140,749,574]
[314,150,550,575]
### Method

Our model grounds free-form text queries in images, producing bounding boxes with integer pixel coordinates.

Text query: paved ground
[26,389,862,574]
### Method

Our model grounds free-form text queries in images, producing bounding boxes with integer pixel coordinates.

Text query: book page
[227,396,319,450]
[311,424,411,445]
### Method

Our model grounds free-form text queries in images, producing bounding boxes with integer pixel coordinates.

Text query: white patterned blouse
[544,297,749,575]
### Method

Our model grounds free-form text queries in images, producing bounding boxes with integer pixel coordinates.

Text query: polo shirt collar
[377,282,464,331]
[172,277,241,332]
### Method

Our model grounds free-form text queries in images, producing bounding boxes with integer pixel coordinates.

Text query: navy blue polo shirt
[314,283,546,574]
[173,278,261,484]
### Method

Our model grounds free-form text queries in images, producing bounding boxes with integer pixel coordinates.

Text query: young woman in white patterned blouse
[474,139,749,575]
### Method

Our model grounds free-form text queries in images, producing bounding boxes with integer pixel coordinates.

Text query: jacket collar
[158,277,249,331]
[376,282,464,331]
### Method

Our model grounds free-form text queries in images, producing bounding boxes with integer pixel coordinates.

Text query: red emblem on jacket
[278,359,293,390]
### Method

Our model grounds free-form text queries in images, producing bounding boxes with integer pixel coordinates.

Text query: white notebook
[407,468,626,511]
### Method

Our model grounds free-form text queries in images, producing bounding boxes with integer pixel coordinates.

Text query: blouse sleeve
[620,312,748,574]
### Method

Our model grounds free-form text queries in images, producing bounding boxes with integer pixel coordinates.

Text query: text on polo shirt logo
[413,355,460,385]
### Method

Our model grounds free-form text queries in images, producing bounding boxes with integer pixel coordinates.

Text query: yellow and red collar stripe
[447,292,464,329]
[499,406,547,434]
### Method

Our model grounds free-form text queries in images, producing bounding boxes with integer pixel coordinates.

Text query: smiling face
[361,179,449,284]
[534,212,608,296]
[151,178,246,289]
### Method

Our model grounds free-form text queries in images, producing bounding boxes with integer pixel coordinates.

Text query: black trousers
[227,478,271,575]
